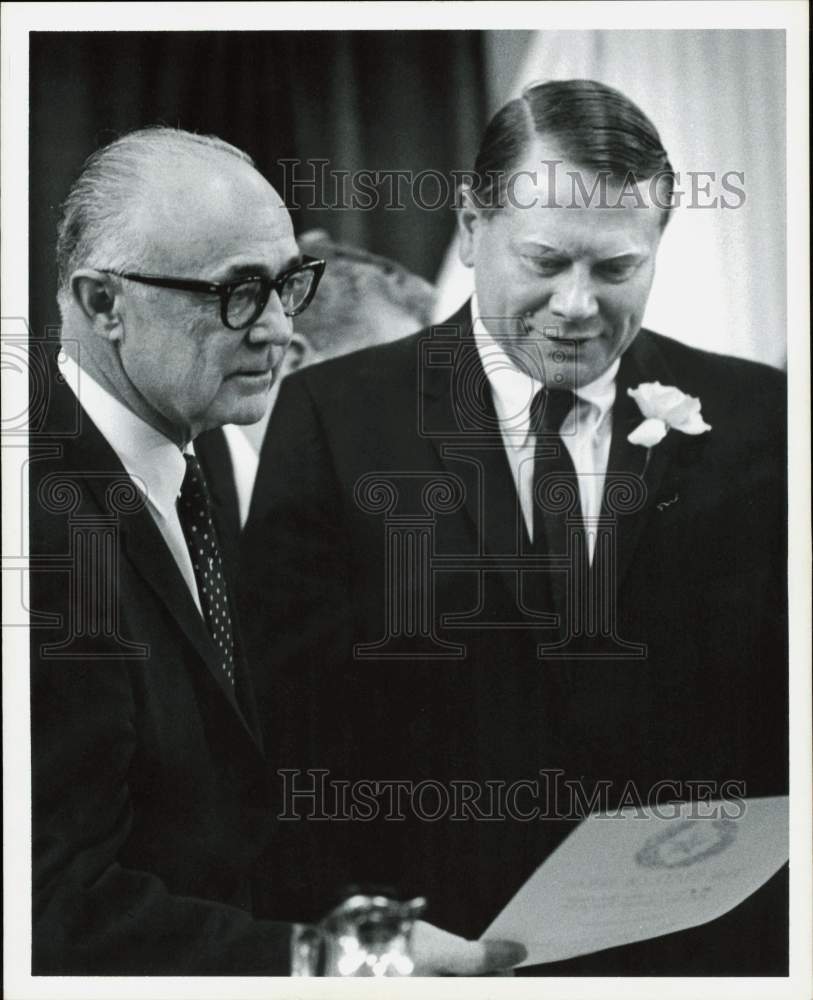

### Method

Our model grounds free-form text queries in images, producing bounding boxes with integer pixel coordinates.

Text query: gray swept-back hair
[55,126,255,314]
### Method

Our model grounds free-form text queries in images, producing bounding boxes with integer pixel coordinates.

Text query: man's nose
[246,291,293,347]
[549,271,599,324]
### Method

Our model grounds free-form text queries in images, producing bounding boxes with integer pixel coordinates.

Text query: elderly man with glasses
[29,126,525,976]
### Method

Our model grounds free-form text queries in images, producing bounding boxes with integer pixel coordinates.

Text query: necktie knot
[531,389,575,435]
[180,453,208,506]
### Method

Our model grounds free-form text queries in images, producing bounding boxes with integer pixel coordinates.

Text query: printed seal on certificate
[635,818,737,869]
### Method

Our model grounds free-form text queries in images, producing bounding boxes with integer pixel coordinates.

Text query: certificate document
[482,796,788,967]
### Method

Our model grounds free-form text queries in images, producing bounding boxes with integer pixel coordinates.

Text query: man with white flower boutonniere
[243,80,787,975]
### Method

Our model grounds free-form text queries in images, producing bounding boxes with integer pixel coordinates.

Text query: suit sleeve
[30,551,294,975]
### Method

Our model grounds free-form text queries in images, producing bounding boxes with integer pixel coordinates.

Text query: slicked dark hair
[471,79,674,220]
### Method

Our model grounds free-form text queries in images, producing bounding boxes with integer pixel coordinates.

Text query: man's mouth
[227,368,274,381]
[521,315,604,344]
[542,328,604,343]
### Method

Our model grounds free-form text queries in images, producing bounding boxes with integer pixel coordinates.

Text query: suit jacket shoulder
[634,330,786,433]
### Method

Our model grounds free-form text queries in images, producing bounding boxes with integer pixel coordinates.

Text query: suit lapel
[421,305,537,605]
[62,377,263,752]
[428,398,525,559]
[117,511,242,702]
[605,331,681,592]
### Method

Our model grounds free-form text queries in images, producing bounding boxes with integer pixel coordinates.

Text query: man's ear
[71,270,124,340]
[456,186,482,268]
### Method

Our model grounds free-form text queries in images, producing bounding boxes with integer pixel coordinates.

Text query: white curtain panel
[435,30,786,369]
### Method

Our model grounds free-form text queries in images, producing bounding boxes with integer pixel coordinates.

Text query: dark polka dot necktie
[178,453,236,686]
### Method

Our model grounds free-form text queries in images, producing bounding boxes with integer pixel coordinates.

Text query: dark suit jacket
[29,365,294,974]
[241,305,788,974]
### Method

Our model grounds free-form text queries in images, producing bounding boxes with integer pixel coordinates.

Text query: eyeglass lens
[227,282,265,327]
[279,269,315,314]
[226,268,316,326]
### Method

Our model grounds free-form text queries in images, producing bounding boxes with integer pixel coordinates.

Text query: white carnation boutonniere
[627,382,712,448]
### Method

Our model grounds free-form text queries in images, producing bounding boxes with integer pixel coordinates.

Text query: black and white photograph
[2,3,810,998]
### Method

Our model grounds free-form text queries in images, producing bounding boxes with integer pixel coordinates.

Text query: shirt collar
[470,294,619,449]
[58,353,186,520]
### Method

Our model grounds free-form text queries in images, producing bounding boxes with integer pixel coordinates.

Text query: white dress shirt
[471,295,618,561]
[58,354,203,613]
[221,424,259,528]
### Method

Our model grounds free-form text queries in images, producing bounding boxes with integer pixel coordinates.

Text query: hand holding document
[482,796,788,967]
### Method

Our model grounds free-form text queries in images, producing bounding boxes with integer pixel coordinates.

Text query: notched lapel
[45,371,262,750]
[117,504,215,667]
[420,309,552,623]
[421,309,525,552]
[76,431,261,753]
[119,509,263,751]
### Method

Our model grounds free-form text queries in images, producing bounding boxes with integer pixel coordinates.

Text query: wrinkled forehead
[126,151,297,272]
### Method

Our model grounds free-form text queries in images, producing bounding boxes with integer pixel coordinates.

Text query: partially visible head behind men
[239,229,437,453]
[470,78,674,220]
[458,79,673,390]
[290,229,436,365]
[57,126,318,445]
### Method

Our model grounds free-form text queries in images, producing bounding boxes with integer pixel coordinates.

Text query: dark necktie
[177,453,236,686]
[531,389,583,555]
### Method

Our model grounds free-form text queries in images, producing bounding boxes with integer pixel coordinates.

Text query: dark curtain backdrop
[29,31,488,340]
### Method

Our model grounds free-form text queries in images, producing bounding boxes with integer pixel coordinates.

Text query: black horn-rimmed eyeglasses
[99,256,326,330]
